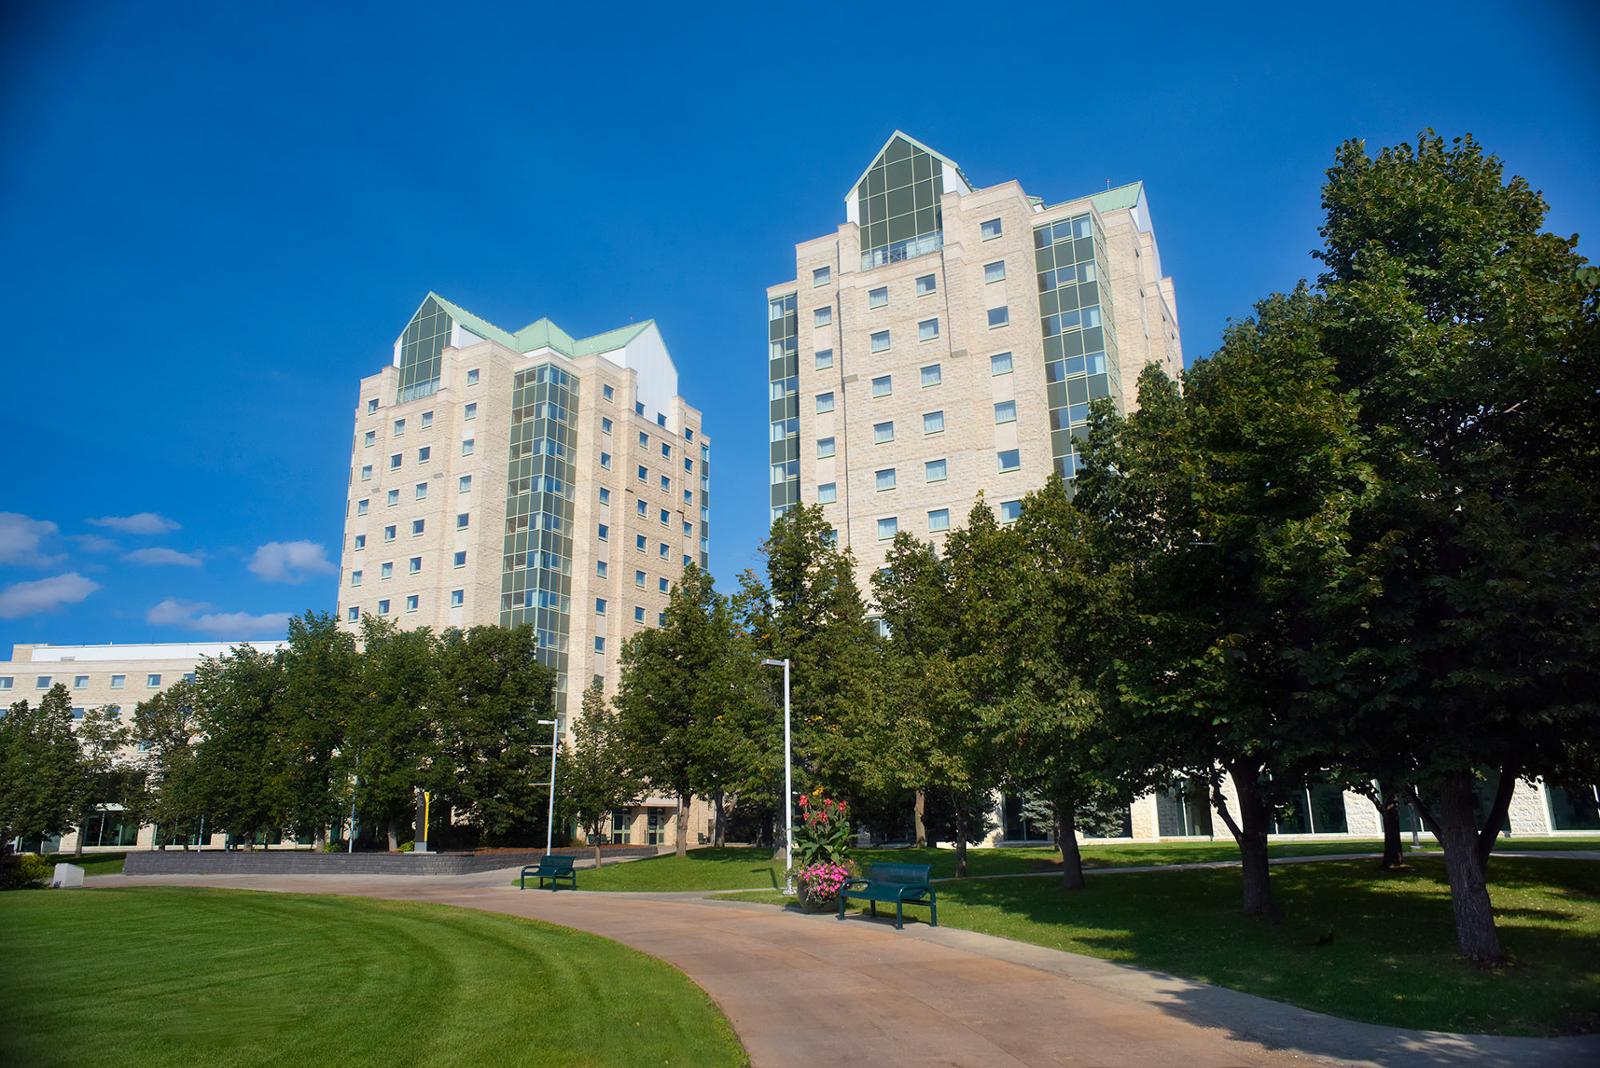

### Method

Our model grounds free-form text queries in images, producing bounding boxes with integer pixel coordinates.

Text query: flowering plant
[796,861,851,910]
[794,792,851,867]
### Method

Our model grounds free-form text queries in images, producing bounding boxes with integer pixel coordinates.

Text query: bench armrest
[840,878,870,890]
[895,885,931,901]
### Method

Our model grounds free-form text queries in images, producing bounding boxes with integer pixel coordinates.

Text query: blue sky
[1,1,1596,653]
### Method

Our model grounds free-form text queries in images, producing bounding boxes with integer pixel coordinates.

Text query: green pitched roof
[1086,180,1144,214]
[419,292,652,358]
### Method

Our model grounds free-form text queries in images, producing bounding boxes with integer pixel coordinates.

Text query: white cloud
[248,540,336,583]
[0,572,100,619]
[72,534,119,553]
[146,597,290,637]
[124,547,203,568]
[89,512,181,535]
[0,512,62,566]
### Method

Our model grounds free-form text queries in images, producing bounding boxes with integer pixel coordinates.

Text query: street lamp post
[538,719,559,857]
[761,658,794,895]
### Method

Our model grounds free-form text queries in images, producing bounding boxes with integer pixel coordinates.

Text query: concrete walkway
[90,868,1599,1068]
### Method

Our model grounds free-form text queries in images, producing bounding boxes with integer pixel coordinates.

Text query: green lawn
[576,847,787,891]
[0,887,745,1068]
[717,857,1600,1036]
[45,851,127,876]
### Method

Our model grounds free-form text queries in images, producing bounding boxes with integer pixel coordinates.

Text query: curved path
[92,870,1599,1068]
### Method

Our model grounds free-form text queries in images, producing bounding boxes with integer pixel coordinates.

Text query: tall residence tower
[766,131,1182,591]
[338,294,711,720]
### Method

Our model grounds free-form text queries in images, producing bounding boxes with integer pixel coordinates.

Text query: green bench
[838,862,937,929]
[520,855,577,891]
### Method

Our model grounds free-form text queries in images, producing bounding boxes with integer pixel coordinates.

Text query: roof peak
[419,292,653,358]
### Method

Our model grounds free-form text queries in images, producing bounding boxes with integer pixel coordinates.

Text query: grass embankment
[717,857,1600,1036]
[44,852,127,876]
[0,887,745,1068]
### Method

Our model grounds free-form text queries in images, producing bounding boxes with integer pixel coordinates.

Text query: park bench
[520,855,577,891]
[837,862,936,929]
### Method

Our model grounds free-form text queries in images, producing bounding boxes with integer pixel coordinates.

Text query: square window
[658,542,669,559]
[354,534,366,550]
[928,508,951,532]
[363,430,375,447]
[357,498,369,516]
[602,383,615,401]
[598,524,610,541]
[877,517,898,541]
[658,612,667,626]
[1000,500,1022,524]
[366,398,379,414]
[815,392,835,414]
[636,534,647,551]
[109,675,123,689]
[995,400,1017,423]
[639,431,649,448]
[73,675,87,689]
[147,673,160,687]
[456,512,470,529]
[659,508,669,525]
[408,556,421,574]
[870,330,890,353]
[420,411,433,429]
[347,606,359,622]
[988,306,1010,328]
[393,418,406,436]
[817,437,836,458]
[380,562,393,580]
[635,569,646,588]
[386,489,399,506]
[998,449,1021,472]
[874,421,895,444]
[601,416,613,434]
[389,453,402,470]
[991,352,1014,376]
[596,598,608,615]
[599,487,611,505]
[454,550,467,567]
[412,519,424,536]
[813,266,831,286]
[815,349,834,370]
[417,446,430,463]
[415,482,428,500]
[405,595,419,613]
[634,606,646,623]
[601,452,612,469]
[462,438,475,456]
[594,636,605,653]
[923,411,944,435]
[915,274,936,296]
[814,306,832,327]
[459,475,472,492]
[660,475,670,492]
[596,560,608,578]
[635,401,645,416]
[980,218,1003,240]
[875,468,897,491]
[637,464,649,483]
[383,525,396,543]
[920,364,941,388]
[872,375,892,398]
[466,369,479,385]
[984,260,1006,283]
[659,577,669,593]
[464,402,477,421]
[636,499,648,517]
[919,318,939,341]
[378,599,390,616]
[868,286,888,309]
[450,589,464,607]
[660,443,671,459]
[360,464,373,481]
[925,458,948,482]
[817,482,837,504]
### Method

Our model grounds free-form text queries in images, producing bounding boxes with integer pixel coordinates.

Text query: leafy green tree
[346,618,441,848]
[68,705,135,857]
[434,625,555,846]
[275,612,360,845]
[0,685,82,851]
[133,680,202,848]
[561,682,643,865]
[1317,132,1600,960]
[1078,287,1371,919]
[188,646,288,846]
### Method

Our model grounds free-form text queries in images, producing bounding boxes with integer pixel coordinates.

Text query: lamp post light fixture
[760,657,795,895]
[538,718,559,857]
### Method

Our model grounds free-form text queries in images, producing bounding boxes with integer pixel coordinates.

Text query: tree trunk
[386,818,399,852]
[913,790,928,848]
[1475,766,1518,876]
[73,813,85,857]
[712,790,726,847]
[953,807,969,878]
[313,827,327,852]
[1214,767,1279,920]
[1055,799,1085,891]
[675,795,688,858]
[1377,778,1404,869]
[592,827,603,869]
[1434,773,1504,962]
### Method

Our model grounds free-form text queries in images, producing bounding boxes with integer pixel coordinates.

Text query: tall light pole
[538,718,559,857]
[761,658,794,895]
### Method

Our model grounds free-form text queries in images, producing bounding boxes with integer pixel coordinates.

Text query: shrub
[793,792,851,867]
[0,853,51,891]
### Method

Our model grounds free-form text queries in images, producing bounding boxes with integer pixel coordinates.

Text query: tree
[133,680,202,848]
[275,612,360,846]
[1078,287,1371,919]
[434,625,555,846]
[1318,132,1600,960]
[188,646,287,845]
[346,618,441,849]
[67,705,135,857]
[0,685,82,852]
[562,682,643,866]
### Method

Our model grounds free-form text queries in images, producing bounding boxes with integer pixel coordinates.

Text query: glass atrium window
[813,307,832,328]
[928,508,950,532]
[991,352,1014,375]
[988,306,1010,328]
[995,400,1017,424]
[921,364,941,387]
[813,266,831,286]
[875,468,897,491]
[984,260,1006,283]
[871,330,890,353]
[998,449,1021,472]
[816,392,835,414]
[919,318,939,341]
[872,375,892,398]
[923,411,944,435]
[869,287,888,309]
[877,517,898,541]
[874,421,895,443]
[817,437,836,458]
[818,482,837,504]
[915,274,936,296]
[981,218,1003,240]
[925,458,947,482]
[855,134,946,269]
